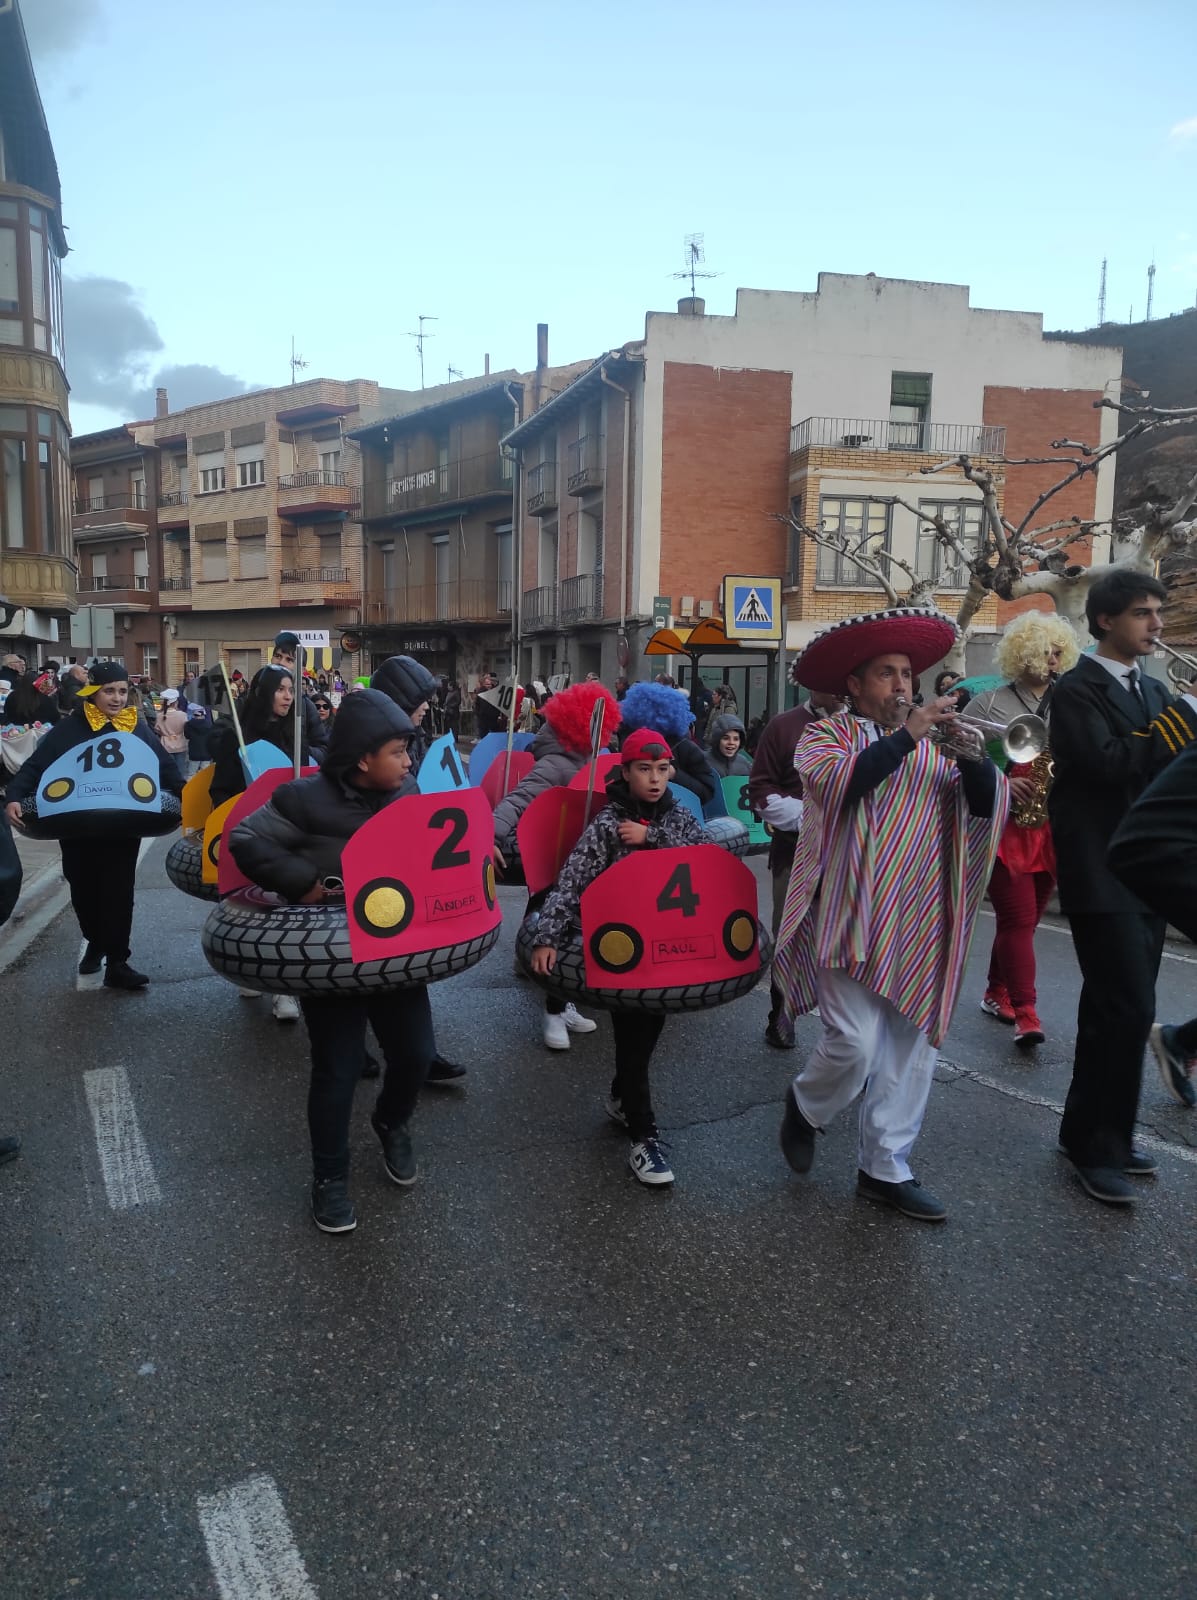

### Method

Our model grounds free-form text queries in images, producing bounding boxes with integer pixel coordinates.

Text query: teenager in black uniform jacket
[1048,572,1197,1204]
[4,661,183,989]
[228,690,434,1235]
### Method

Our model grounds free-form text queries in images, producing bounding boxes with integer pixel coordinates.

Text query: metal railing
[82,573,151,592]
[160,575,191,591]
[566,434,604,494]
[789,417,1007,456]
[364,579,513,626]
[278,470,350,490]
[74,491,149,514]
[522,584,558,631]
[525,461,558,515]
[559,572,603,624]
[158,489,189,508]
[369,452,509,519]
[280,567,351,584]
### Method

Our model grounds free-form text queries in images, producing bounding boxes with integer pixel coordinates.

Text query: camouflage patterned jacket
[535,778,705,952]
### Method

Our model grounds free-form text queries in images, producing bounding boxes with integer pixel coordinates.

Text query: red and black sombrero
[796,607,959,694]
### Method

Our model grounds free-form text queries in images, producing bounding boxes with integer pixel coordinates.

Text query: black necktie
[1126,667,1148,722]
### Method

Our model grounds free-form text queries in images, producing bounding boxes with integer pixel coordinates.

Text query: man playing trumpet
[774,608,1009,1222]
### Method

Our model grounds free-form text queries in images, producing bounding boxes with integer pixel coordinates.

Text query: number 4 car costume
[3,661,184,988]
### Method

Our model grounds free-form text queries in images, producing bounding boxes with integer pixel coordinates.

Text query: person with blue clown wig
[617,682,722,815]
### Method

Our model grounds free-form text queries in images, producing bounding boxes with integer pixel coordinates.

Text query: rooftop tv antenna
[289,335,308,385]
[406,314,438,388]
[1146,256,1156,322]
[670,233,719,299]
[447,364,462,382]
[1097,257,1107,325]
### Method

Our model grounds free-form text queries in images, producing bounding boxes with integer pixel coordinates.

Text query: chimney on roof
[155,386,169,418]
[677,297,705,317]
[484,353,490,376]
[537,323,549,368]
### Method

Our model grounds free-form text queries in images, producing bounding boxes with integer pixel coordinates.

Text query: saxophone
[1011,748,1054,828]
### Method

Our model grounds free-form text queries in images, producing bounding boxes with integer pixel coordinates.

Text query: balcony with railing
[278,565,361,605]
[566,435,605,496]
[72,490,154,539]
[160,574,192,592]
[77,571,153,609]
[522,584,558,631]
[157,488,190,529]
[789,417,1007,457]
[276,470,360,521]
[364,579,514,627]
[364,452,511,521]
[525,461,558,517]
[559,572,603,625]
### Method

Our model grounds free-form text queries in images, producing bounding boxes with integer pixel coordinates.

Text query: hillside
[1048,311,1197,644]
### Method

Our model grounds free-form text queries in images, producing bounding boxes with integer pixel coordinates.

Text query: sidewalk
[0,829,69,971]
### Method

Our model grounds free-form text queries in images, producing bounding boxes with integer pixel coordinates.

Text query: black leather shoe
[360,1051,380,1080]
[311,1177,356,1233]
[0,1135,20,1167]
[426,1055,467,1085]
[779,1087,817,1174]
[1058,1141,1157,1179]
[856,1170,947,1221]
[765,1019,795,1050]
[78,943,103,976]
[371,1111,417,1186]
[104,960,149,990]
[1074,1165,1137,1205]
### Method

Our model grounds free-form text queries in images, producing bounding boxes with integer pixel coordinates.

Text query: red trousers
[986,860,1053,1009]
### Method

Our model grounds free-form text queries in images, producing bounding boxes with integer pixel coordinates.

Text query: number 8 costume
[3,660,184,987]
[773,609,1008,1218]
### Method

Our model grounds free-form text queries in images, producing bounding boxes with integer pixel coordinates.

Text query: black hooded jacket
[371,655,439,772]
[228,690,417,901]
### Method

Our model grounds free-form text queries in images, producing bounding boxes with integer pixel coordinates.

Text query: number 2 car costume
[220,691,500,1233]
[3,660,184,989]
[772,608,1008,1221]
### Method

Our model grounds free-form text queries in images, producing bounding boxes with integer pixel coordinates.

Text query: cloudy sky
[21,0,1197,438]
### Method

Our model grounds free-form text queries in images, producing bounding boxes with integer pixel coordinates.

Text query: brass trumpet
[895,699,1048,764]
[1157,641,1197,694]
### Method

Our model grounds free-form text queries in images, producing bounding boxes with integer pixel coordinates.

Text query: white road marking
[82,1066,162,1210]
[946,1065,1197,1168]
[198,1474,318,1600]
[978,908,1197,965]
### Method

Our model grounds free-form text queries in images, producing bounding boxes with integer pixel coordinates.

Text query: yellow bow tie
[84,703,138,734]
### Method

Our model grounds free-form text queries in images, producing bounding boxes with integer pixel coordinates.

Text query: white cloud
[1169,116,1197,141]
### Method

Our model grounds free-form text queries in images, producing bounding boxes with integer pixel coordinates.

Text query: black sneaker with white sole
[1150,1024,1197,1108]
[311,1177,356,1233]
[371,1111,417,1186]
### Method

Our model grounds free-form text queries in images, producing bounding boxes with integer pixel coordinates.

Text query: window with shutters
[235,442,265,488]
[197,450,226,494]
[201,539,228,581]
[889,373,931,450]
[238,536,267,579]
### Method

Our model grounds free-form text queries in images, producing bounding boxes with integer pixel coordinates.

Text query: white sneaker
[272,994,300,1022]
[543,1010,571,1050]
[562,1003,597,1034]
[238,987,261,999]
[628,1137,674,1187]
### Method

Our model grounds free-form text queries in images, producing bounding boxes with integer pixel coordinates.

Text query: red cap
[620,728,674,764]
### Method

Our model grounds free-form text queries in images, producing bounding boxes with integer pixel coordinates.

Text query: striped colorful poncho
[773,712,1009,1048]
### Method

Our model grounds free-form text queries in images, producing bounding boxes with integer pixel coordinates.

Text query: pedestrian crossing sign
[722,575,782,641]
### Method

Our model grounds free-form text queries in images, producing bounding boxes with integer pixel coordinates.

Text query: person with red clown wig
[492,679,622,1050]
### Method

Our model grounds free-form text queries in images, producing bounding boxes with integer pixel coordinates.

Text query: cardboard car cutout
[181,763,215,834]
[211,766,318,893]
[580,845,761,991]
[468,730,536,786]
[720,775,770,849]
[30,731,178,838]
[480,748,535,809]
[416,732,469,795]
[342,785,501,961]
[240,739,292,787]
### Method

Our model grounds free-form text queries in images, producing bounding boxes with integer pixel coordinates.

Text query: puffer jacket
[536,775,705,951]
[706,713,752,778]
[371,655,439,773]
[228,689,417,900]
[492,725,587,854]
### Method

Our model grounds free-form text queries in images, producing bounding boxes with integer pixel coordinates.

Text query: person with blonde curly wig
[964,610,1079,1045]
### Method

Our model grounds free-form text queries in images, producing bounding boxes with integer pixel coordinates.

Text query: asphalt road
[2,843,1195,1599]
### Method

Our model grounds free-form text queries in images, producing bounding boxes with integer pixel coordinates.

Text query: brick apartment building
[0,0,75,665]
[351,335,590,687]
[503,274,1123,720]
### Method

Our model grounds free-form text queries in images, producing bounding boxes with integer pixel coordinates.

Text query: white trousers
[792,968,938,1185]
